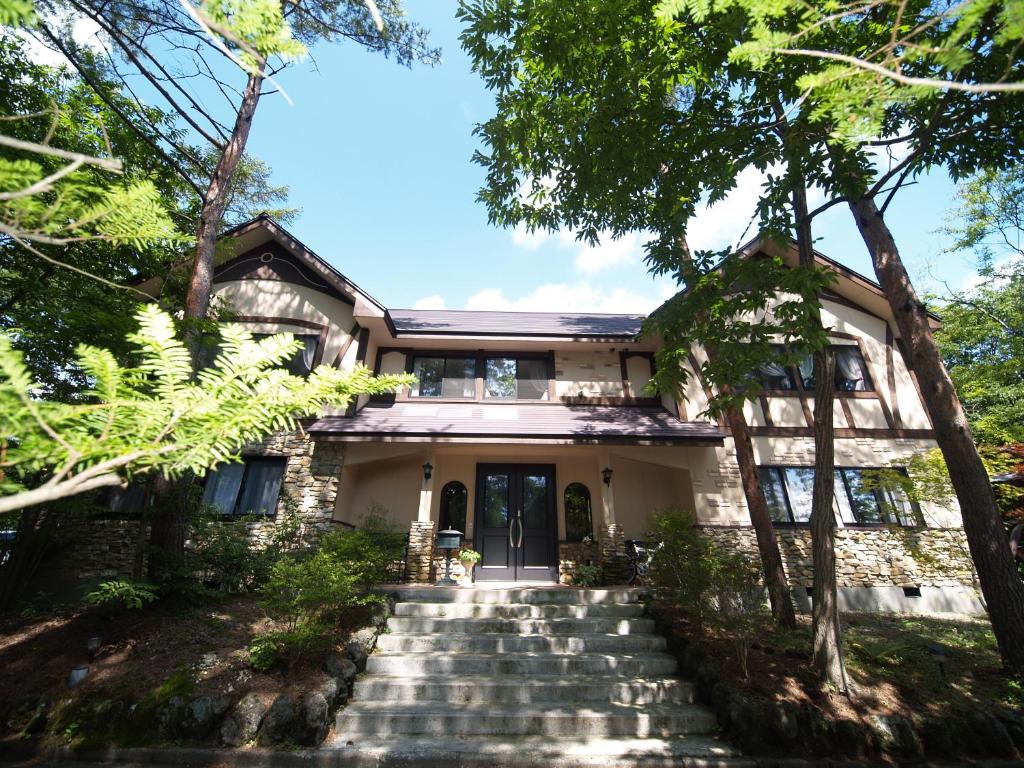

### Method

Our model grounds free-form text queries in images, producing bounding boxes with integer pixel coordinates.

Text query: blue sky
[243,4,977,312]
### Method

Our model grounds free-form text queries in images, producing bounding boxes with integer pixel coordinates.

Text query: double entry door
[474,464,558,582]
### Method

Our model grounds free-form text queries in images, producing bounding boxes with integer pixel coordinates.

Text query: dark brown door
[475,464,557,582]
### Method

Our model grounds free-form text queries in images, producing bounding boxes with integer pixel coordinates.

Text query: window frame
[483,355,552,401]
[252,332,321,378]
[757,464,920,528]
[563,482,594,542]
[408,354,477,400]
[202,457,286,518]
[398,351,555,403]
[439,480,469,533]
[755,343,876,395]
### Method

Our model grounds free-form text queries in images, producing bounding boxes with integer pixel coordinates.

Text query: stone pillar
[598,523,629,585]
[418,452,436,523]
[405,520,436,584]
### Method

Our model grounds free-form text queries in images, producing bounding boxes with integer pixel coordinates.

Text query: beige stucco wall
[212,279,356,368]
[555,351,624,397]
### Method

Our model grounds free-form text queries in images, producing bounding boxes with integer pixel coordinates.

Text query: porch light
[422,461,433,480]
[435,528,463,586]
[602,467,613,485]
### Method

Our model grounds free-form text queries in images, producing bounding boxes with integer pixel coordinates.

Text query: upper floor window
[757,346,798,391]
[758,465,918,526]
[485,357,549,400]
[411,355,475,398]
[252,332,318,378]
[202,458,285,517]
[797,346,873,392]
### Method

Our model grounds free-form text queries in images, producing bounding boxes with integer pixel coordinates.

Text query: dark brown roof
[387,309,645,338]
[308,402,723,445]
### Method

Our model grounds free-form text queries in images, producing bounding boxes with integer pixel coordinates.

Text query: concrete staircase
[328,586,748,767]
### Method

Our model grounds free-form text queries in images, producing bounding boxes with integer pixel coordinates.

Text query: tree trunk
[850,196,1024,679]
[671,232,796,629]
[725,405,798,628]
[184,67,265,338]
[809,348,847,688]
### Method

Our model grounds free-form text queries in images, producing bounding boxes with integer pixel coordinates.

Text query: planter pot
[460,561,476,585]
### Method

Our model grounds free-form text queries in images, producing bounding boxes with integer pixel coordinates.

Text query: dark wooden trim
[820,289,887,321]
[332,320,362,367]
[761,389,882,399]
[547,351,557,402]
[886,325,902,428]
[758,394,774,427]
[355,326,371,365]
[619,351,632,399]
[799,396,815,428]
[560,396,663,407]
[894,337,934,428]
[851,335,895,428]
[686,351,726,427]
[214,245,355,306]
[749,426,935,439]
[838,395,856,428]
[233,315,329,368]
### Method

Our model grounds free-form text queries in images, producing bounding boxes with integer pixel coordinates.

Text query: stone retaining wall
[49,518,148,582]
[700,525,976,587]
[558,541,600,584]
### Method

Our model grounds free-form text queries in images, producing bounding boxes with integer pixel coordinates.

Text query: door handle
[508,516,515,549]
[515,509,524,549]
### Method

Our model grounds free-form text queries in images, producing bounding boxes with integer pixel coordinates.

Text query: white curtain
[759,360,792,388]
[517,359,550,399]
[835,347,867,390]
[798,355,814,387]
[300,334,317,372]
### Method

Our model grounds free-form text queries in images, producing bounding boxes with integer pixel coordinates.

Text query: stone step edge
[338,701,710,714]
[353,674,690,684]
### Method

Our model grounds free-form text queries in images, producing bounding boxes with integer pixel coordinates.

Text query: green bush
[248,634,281,672]
[252,525,394,669]
[647,506,764,676]
[572,563,603,587]
[84,580,159,614]
[458,547,481,564]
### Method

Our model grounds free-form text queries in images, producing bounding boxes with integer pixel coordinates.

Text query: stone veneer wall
[701,526,977,588]
[48,518,149,582]
[558,541,601,585]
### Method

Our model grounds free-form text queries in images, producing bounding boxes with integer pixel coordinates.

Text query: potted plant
[459,547,481,584]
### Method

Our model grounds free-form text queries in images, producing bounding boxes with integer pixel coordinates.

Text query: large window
[758,465,918,526]
[439,481,468,532]
[564,482,593,541]
[252,332,319,378]
[796,346,874,392]
[757,345,798,391]
[411,355,475,398]
[484,357,549,400]
[203,458,285,517]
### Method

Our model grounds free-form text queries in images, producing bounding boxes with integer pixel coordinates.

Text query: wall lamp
[601,467,613,485]
[422,461,434,481]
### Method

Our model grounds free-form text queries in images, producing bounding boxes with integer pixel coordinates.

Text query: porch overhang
[307,402,725,447]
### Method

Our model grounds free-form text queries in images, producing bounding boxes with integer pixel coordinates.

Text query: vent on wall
[902,586,922,598]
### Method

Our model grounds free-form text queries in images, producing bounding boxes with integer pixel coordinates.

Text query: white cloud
[464,281,668,314]
[411,294,447,310]
[573,232,642,274]
[511,222,550,251]
[19,16,106,67]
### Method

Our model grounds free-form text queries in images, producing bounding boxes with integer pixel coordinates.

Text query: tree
[656,0,1024,678]
[0,304,412,514]
[457,0,864,635]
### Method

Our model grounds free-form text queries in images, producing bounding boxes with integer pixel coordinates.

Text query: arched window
[439,481,468,533]
[564,482,593,542]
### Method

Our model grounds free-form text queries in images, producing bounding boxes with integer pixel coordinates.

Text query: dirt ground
[667,608,1017,722]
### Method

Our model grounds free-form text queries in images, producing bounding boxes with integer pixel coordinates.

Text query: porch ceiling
[307,402,724,446]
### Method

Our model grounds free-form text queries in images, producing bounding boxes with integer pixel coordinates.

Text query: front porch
[330,442,714,585]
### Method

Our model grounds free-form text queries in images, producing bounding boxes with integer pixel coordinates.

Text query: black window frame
[757,464,920,528]
[409,354,477,400]
[795,345,875,393]
[755,345,799,392]
[439,480,468,533]
[563,482,594,542]
[202,457,286,518]
[251,332,320,378]
[483,355,551,401]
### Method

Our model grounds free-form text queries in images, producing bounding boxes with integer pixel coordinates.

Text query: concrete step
[384,586,642,605]
[366,651,678,677]
[336,702,719,738]
[375,632,667,654]
[392,601,644,619]
[352,675,695,706]
[386,616,656,635]
[323,735,750,768]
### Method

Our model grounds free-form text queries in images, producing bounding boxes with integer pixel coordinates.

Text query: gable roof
[387,309,645,338]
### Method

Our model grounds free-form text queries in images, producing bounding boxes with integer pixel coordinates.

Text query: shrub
[248,634,281,672]
[84,580,159,614]
[572,563,603,587]
[647,507,764,676]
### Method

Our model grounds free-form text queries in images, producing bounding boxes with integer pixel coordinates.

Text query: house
[200,215,981,614]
